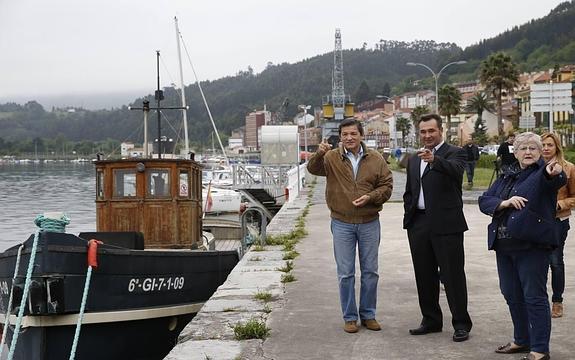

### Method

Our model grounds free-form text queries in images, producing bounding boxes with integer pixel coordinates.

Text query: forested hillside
[1,1,574,154]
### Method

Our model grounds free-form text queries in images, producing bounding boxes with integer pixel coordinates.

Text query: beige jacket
[557,160,575,219]
[307,142,393,224]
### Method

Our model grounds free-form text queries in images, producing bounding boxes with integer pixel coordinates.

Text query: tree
[381,82,391,97]
[410,105,430,148]
[479,52,519,137]
[396,116,411,147]
[438,84,462,143]
[354,80,371,104]
[465,92,494,146]
[472,117,489,146]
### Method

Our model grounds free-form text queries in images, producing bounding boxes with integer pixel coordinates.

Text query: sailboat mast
[174,16,190,155]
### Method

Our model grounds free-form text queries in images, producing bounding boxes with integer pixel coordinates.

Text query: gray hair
[513,132,542,153]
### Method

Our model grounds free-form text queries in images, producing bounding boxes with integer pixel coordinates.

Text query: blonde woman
[541,133,575,318]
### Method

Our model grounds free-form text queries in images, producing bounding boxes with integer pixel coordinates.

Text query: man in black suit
[403,114,472,342]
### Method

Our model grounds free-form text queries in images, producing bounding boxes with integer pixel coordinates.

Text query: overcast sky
[0,0,566,107]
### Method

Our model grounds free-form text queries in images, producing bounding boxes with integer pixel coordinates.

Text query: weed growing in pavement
[283,250,299,260]
[249,256,262,261]
[281,273,296,283]
[262,304,272,314]
[277,261,294,273]
[233,318,270,340]
[253,290,273,303]
[251,244,266,252]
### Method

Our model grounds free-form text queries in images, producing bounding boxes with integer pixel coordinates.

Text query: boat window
[96,170,104,199]
[146,169,170,198]
[179,170,190,198]
[113,169,137,198]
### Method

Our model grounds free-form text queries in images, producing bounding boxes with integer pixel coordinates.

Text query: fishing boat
[0,32,241,357]
[0,157,239,360]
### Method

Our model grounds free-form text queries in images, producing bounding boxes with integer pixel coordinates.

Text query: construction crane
[322,28,354,147]
[271,97,289,125]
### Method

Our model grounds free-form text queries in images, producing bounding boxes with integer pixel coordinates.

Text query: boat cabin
[94,159,203,248]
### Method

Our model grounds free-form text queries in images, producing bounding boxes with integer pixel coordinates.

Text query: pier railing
[230,163,306,203]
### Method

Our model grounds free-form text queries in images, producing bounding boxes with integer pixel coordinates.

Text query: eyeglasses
[516,146,539,152]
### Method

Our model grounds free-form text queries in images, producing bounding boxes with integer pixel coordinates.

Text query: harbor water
[0,162,96,251]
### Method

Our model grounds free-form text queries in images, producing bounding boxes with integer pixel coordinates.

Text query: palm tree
[410,105,430,147]
[438,84,462,144]
[479,52,519,137]
[466,92,494,146]
[395,116,411,147]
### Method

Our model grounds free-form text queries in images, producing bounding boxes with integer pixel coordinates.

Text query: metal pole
[156,50,162,159]
[143,108,149,158]
[174,17,189,155]
[304,106,308,162]
[550,80,554,133]
[434,74,439,114]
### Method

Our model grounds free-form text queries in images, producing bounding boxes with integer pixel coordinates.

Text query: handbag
[506,207,557,247]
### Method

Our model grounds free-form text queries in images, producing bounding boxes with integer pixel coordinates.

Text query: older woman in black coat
[479,132,565,360]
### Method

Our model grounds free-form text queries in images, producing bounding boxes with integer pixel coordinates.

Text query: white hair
[513,132,542,153]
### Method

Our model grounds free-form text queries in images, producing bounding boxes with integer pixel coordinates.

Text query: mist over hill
[1,1,574,148]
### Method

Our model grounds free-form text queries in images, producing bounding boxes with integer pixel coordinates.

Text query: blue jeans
[330,218,380,321]
[550,219,569,303]
[496,249,551,354]
[465,161,476,183]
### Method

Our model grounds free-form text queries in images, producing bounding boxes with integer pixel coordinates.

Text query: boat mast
[174,17,190,155]
[155,50,164,159]
[129,52,187,159]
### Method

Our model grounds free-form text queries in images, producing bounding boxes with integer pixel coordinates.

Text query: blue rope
[7,230,41,360]
[0,245,24,359]
[6,214,70,360]
[68,265,93,360]
[34,214,70,233]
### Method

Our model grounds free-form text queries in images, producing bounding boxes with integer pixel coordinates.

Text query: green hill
[1,1,574,153]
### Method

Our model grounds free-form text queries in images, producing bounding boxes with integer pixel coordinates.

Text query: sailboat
[0,36,240,360]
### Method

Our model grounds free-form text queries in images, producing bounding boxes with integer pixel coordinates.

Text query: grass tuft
[253,290,273,303]
[233,318,270,340]
[283,250,299,260]
[277,261,294,273]
[251,244,266,252]
[281,273,296,283]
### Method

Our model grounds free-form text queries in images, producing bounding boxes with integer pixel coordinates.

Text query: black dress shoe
[453,329,469,342]
[409,325,442,335]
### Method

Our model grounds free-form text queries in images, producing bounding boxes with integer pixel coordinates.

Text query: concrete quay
[166,173,574,360]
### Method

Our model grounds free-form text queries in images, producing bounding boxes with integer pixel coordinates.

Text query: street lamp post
[299,105,312,162]
[406,61,467,113]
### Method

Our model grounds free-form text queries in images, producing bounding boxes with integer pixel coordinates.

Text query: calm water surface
[0,163,96,251]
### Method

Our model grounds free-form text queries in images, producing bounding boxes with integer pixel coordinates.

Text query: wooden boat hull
[0,231,239,360]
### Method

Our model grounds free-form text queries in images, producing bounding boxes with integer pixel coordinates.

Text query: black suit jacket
[403,143,468,234]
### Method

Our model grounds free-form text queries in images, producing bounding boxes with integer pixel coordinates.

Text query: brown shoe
[552,302,563,318]
[344,321,359,333]
[361,318,381,331]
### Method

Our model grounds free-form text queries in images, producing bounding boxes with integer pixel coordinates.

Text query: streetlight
[299,105,312,162]
[406,60,467,113]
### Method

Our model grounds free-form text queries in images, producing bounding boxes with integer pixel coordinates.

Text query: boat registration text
[128,277,185,293]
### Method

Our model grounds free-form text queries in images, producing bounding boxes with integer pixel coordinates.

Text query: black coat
[403,143,468,234]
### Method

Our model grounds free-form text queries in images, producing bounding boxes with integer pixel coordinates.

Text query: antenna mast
[332,28,345,119]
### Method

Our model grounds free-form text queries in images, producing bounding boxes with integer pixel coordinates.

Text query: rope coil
[34,214,70,233]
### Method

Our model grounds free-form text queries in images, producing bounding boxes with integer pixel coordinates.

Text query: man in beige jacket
[307,118,393,333]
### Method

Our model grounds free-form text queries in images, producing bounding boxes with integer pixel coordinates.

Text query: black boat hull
[0,231,239,360]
